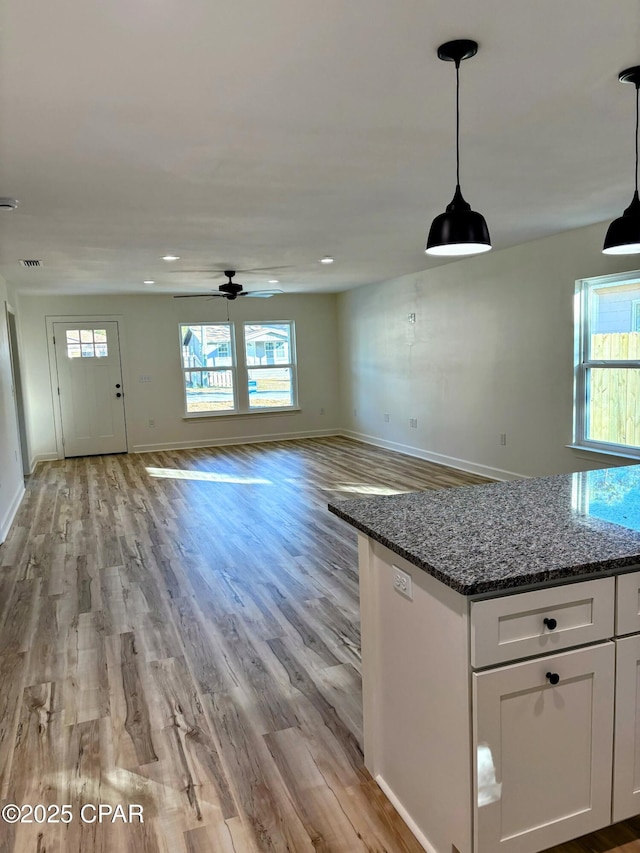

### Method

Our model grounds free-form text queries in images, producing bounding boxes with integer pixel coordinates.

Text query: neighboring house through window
[574,273,640,456]
[179,321,297,416]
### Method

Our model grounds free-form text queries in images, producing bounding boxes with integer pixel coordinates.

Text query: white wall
[16,291,340,464]
[338,221,640,479]
[0,276,25,542]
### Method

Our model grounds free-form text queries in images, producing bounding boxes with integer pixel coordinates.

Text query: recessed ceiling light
[162,254,180,261]
[319,256,334,264]
[144,280,155,285]
[268,279,279,284]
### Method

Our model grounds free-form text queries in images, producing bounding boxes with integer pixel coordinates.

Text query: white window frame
[179,322,238,418]
[574,271,640,458]
[179,319,298,418]
[242,321,298,412]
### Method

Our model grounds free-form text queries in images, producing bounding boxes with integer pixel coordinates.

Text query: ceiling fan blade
[167,265,293,275]
[167,269,225,274]
[173,293,225,298]
[235,265,294,273]
[243,290,283,298]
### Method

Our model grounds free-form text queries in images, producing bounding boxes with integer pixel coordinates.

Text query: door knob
[543,617,557,630]
[546,672,560,685]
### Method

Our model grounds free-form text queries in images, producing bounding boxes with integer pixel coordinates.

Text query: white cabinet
[613,632,640,822]
[616,570,640,635]
[473,643,614,853]
[357,537,640,853]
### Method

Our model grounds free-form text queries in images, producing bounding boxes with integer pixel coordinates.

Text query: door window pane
[248,368,292,408]
[587,367,640,447]
[66,328,109,358]
[185,370,234,413]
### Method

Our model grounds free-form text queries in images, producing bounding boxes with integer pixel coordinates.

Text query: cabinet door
[473,643,614,853]
[613,634,640,822]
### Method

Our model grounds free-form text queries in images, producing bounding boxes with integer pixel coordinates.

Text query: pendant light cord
[455,60,461,187]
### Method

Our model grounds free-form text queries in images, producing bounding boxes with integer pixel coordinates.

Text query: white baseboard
[29,452,59,472]
[341,429,524,482]
[0,481,25,544]
[374,774,440,853]
[131,428,341,454]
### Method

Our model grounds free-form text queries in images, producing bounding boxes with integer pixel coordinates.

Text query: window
[179,320,297,417]
[66,328,108,358]
[575,274,640,456]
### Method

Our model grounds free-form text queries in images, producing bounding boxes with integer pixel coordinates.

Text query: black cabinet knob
[116,392,122,398]
[543,617,557,630]
[115,383,121,388]
[546,672,560,685]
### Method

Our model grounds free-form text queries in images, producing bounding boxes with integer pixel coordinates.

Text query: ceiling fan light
[602,192,640,255]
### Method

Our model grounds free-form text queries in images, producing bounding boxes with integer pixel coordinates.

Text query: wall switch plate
[409,417,418,429]
[393,566,413,600]
[148,419,155,428]
[139,375,152,382]
[319,407,325,415]
[384,413,390,422]
[500,433,507,446]
[408,313,416,324]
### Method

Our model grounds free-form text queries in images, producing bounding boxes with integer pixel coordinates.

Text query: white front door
[53,321,127,457]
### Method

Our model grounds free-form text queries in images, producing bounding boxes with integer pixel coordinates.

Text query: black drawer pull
[546,672,560,685]
[543,617,557,630]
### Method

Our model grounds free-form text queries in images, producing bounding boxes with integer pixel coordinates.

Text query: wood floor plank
[0,436,637,851]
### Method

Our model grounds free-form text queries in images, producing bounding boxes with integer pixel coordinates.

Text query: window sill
[184,407,301,422]
[566,443,640,463]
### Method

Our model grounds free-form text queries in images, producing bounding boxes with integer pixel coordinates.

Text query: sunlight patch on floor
[324,483,410,496]
[145,466,271,484]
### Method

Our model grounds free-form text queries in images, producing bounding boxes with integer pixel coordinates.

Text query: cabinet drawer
[616,570,640,636]
[471,577,615,668]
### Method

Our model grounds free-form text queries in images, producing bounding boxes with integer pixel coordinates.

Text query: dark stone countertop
[328,465,640,595]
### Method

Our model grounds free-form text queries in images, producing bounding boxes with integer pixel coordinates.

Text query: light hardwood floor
[0,436,638,852]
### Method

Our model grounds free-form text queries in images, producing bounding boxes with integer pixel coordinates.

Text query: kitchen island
[328,465,640,853]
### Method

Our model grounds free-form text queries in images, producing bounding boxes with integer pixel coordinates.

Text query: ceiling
[1,0,640,297]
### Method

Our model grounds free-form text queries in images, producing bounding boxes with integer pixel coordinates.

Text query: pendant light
[426,39,491,257]
[603,66,640,255]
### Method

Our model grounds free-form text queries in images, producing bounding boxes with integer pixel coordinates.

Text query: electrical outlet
[353,408,357,417]
[319,407,325,415]
[393,566,413,600]
[409,417,418,429]
[384,413,390,423]
[139,375,152,383]
[148,419,155,428]
[408,313,416,324]
[500,433,507,446]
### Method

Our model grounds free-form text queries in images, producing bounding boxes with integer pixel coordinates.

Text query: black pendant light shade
[426,39,491,257]
[603,66,640,255]
[427,185,491,256]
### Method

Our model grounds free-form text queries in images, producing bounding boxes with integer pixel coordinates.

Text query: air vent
[19,259,41,267]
